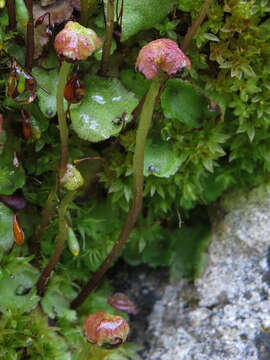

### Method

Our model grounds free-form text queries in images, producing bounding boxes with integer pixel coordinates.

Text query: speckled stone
[144,188,270,360]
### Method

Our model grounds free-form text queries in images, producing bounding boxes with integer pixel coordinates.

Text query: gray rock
[144,188,270,360]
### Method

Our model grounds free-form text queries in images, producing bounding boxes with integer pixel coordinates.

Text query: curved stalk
[100,0,114,76]
[57,60,72,179]
[37,190,76,296]
[70,73,166,309]
[34,61,71,261]
[181,0,214,52]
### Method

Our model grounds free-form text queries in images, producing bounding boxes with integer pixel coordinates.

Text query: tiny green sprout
[67,225,80,256]
[60,164,84,191]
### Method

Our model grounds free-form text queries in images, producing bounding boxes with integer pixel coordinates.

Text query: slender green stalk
[70,73,166,309]
[37,191,76,296]
[7,0,16,31]
[57,60,72,179]
[100,0,114,76]
[33,181,58,260]
[34,62,71,261]
[80,0,89,26]
[181,0,214,52]
[133,74,166,201]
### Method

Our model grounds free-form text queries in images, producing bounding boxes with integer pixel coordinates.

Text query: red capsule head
[135,38,191,79]
[13,213,24,245]
[84,312,130,349]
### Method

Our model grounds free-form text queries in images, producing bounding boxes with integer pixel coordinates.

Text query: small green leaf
[32,67,63,119]
[144,140,182,178]
[0,129,6,155]
[110,0,174,41]
[204,33,220,42]
[161,79,209,128]
[0,155,25,195]
[0,203,13,252]
[120,68,150,97]
[70,76,138,143]
[41,275,77,321]
[0,256,39,311]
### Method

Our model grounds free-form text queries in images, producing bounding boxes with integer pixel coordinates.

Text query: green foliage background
[0,0,270,358]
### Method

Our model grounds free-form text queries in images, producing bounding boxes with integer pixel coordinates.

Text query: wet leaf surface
[70,76,138,143]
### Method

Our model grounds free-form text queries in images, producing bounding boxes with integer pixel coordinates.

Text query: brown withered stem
[181,0,214,52]
[37,190,76,296]
[24,0,34,71]
[100,0,114,76]
[71,73,166,309]
[7,0,16,31]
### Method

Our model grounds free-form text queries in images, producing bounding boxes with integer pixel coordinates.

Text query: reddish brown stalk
[100,0,114,76]
[37,191,76,296]
[7,0,16,31]
[181,0,214,52]
[24,0,34,72]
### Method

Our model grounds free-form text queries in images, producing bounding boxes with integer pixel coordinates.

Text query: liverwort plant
[36,21,102,296]
[71,38,191,309]
[54,21,102,179]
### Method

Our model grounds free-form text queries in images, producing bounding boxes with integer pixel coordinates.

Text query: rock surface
[143,188,270,360]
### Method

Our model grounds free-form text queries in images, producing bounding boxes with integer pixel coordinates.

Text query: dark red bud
[64,73,86,104]
[108,293,137,315]
[0,191,27,212]
[35,13,48,27]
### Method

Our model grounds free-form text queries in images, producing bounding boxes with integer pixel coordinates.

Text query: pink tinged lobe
[136,38,191,79]
[54,21,102,61]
